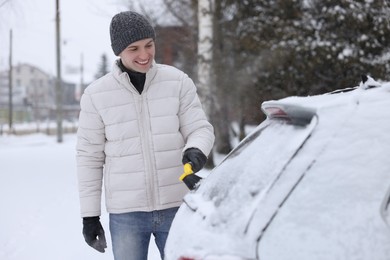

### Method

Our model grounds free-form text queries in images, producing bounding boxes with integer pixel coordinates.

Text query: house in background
[0,63,79,123]
[154,25,197,79]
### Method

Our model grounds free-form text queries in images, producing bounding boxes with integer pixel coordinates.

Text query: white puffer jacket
[76,61,215,217]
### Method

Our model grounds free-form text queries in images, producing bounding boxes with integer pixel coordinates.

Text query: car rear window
[184,117,317,231]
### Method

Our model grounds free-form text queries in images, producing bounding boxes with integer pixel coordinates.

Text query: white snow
[0,133,160,260]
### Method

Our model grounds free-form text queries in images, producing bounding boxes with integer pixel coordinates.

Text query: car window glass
[190,119,317,229]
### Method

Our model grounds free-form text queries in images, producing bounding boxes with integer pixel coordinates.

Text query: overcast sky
[0,0,166,84]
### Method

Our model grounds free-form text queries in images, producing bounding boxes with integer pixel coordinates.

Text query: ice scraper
[179,163,202,190]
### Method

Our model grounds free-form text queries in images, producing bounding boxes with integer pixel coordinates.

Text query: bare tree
[197,0,216,166]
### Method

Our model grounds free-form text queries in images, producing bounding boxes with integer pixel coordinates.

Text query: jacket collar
[112,59,158,94]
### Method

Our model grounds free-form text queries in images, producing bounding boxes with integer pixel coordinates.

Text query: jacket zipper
[138,95,156,210]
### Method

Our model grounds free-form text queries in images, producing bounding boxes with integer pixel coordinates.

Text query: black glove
[182,148,207,173]
[82,216,107,253]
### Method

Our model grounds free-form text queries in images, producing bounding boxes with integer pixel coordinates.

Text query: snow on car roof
[267,80,390,111]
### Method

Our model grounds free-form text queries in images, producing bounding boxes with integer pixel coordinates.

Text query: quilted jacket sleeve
[179,75,215,157]
[76,91,106,217]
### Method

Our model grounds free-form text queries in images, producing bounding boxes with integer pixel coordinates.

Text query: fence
[0,120,78,136]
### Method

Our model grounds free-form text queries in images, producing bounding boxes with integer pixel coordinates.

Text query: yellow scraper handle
[179,163,194,181]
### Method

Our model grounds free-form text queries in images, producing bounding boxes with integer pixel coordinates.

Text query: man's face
[119,38,155,73]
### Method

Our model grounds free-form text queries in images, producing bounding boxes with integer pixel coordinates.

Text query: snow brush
[179,163,202,190]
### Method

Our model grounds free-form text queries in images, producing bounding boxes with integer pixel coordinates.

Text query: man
[76,11,215,260]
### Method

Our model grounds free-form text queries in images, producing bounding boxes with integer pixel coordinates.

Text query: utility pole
[80,53,84,94]
[55,0,63,142]
[8,29,13,131]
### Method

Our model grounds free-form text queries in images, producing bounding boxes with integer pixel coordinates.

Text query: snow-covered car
[165,76,390,260]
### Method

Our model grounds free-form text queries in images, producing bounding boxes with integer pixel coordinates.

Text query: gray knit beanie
[110,11,156,56]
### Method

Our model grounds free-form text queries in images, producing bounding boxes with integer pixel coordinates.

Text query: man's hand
[82,216,107,253]
[182,148,207,173]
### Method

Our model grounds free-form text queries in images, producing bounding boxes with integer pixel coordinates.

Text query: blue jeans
[109,207,179,260]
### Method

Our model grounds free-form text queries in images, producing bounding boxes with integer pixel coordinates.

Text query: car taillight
[262,106,289,118]
[205,257,246,260]
[179,256,247,260]
[261,101,316,126]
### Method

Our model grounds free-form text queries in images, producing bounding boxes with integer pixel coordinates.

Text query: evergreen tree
[95,53,109,79]
[215,0,390,99]
[214,0,390,139]
[257,0,390,95]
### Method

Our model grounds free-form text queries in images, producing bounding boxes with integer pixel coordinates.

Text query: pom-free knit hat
[110,11,156,56]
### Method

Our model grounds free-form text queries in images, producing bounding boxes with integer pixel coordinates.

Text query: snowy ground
[0,133,161,260]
